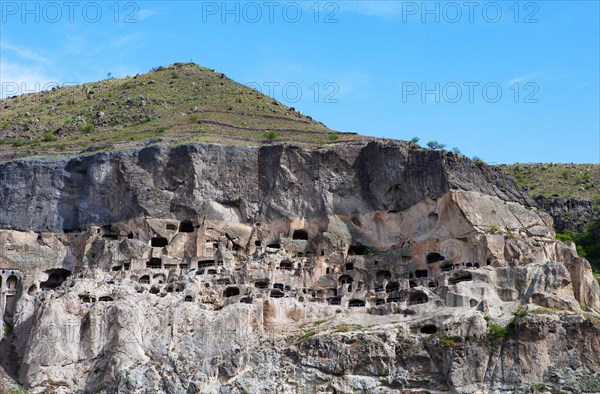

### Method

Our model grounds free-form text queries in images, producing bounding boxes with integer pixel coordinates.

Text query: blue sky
[1,1,598,163]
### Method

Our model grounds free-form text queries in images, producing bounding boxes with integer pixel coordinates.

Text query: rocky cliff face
[535,196,598,234]
[0,140,599,394]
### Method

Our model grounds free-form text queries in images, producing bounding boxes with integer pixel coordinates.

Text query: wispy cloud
[0,60,59,98]
[0,41,50,64]
[508,71,541,86]
[137,8,157,21]
[0,41,60,97]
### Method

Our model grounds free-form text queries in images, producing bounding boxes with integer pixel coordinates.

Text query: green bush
[514,306,528,318]
[441,336,456,346]
[299,329,318,343]
[42,132,57,142]
[558,227,600,270]
[327,132,340,141]
[81,124,95,133]
[263,131,277,140]
[488,322,512,343]
[556,231,574,242]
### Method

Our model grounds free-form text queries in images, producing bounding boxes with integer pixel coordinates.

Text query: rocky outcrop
[535,196,598,234]
[0,140,599,393]
[0,141,534,233]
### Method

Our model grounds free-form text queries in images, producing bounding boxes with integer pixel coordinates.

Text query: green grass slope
[0,62,362,160]
[499,163,600,200]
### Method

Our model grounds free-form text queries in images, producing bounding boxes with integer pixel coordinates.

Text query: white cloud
[508,71,541,86]
[0,41,50,64]
[0,60,59,98]
[0,41,60,97]
[136,8,157,21]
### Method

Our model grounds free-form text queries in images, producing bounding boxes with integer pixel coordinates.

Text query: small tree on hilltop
[427,141,446,150]
[409,137,420,148]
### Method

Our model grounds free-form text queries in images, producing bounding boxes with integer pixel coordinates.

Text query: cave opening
[151,236,168,248]
[292,229,309,240]
[270,289,284,298]
[179,220,195,233]
[427,252,444,264]
[420,325,437,334]
[147,258,162,269]
[40,269,71,290]
[348,299,365,308]
[348,243,368,256]
[385,281,399,293]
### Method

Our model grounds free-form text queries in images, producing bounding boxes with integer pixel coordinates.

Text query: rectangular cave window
[415,270,428,278]
[255,240,262,247]
[179,220,195,233]
[292,229,309,240]
[147,258,162,269]
[151,236,169,248]
[348,299,365,308]
[198,259,215,268]
[348,243,368,256]
[255,281,269,289]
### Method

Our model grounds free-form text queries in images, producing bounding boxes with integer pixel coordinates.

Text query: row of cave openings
[110,220,196,244]
[335,268,473,292]
[148,226,310,250]
[426,252,489,270]
[222,280,430,307]
[26,269,72,296]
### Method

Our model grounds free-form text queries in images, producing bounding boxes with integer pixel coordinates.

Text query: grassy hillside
[499,163,600,200]
[0,62,363,160]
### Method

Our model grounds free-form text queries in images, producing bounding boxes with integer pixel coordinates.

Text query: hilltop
[499,163,600,200]
[0,62,362,160]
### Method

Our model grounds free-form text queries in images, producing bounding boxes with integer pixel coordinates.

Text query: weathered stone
[0,141,598,393]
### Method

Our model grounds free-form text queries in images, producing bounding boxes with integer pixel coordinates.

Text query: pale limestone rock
[0,141,597,393]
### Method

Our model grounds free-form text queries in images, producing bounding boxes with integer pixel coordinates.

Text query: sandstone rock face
[0,141,599,393]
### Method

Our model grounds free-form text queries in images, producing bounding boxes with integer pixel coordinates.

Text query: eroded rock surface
[0,140,599,393]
